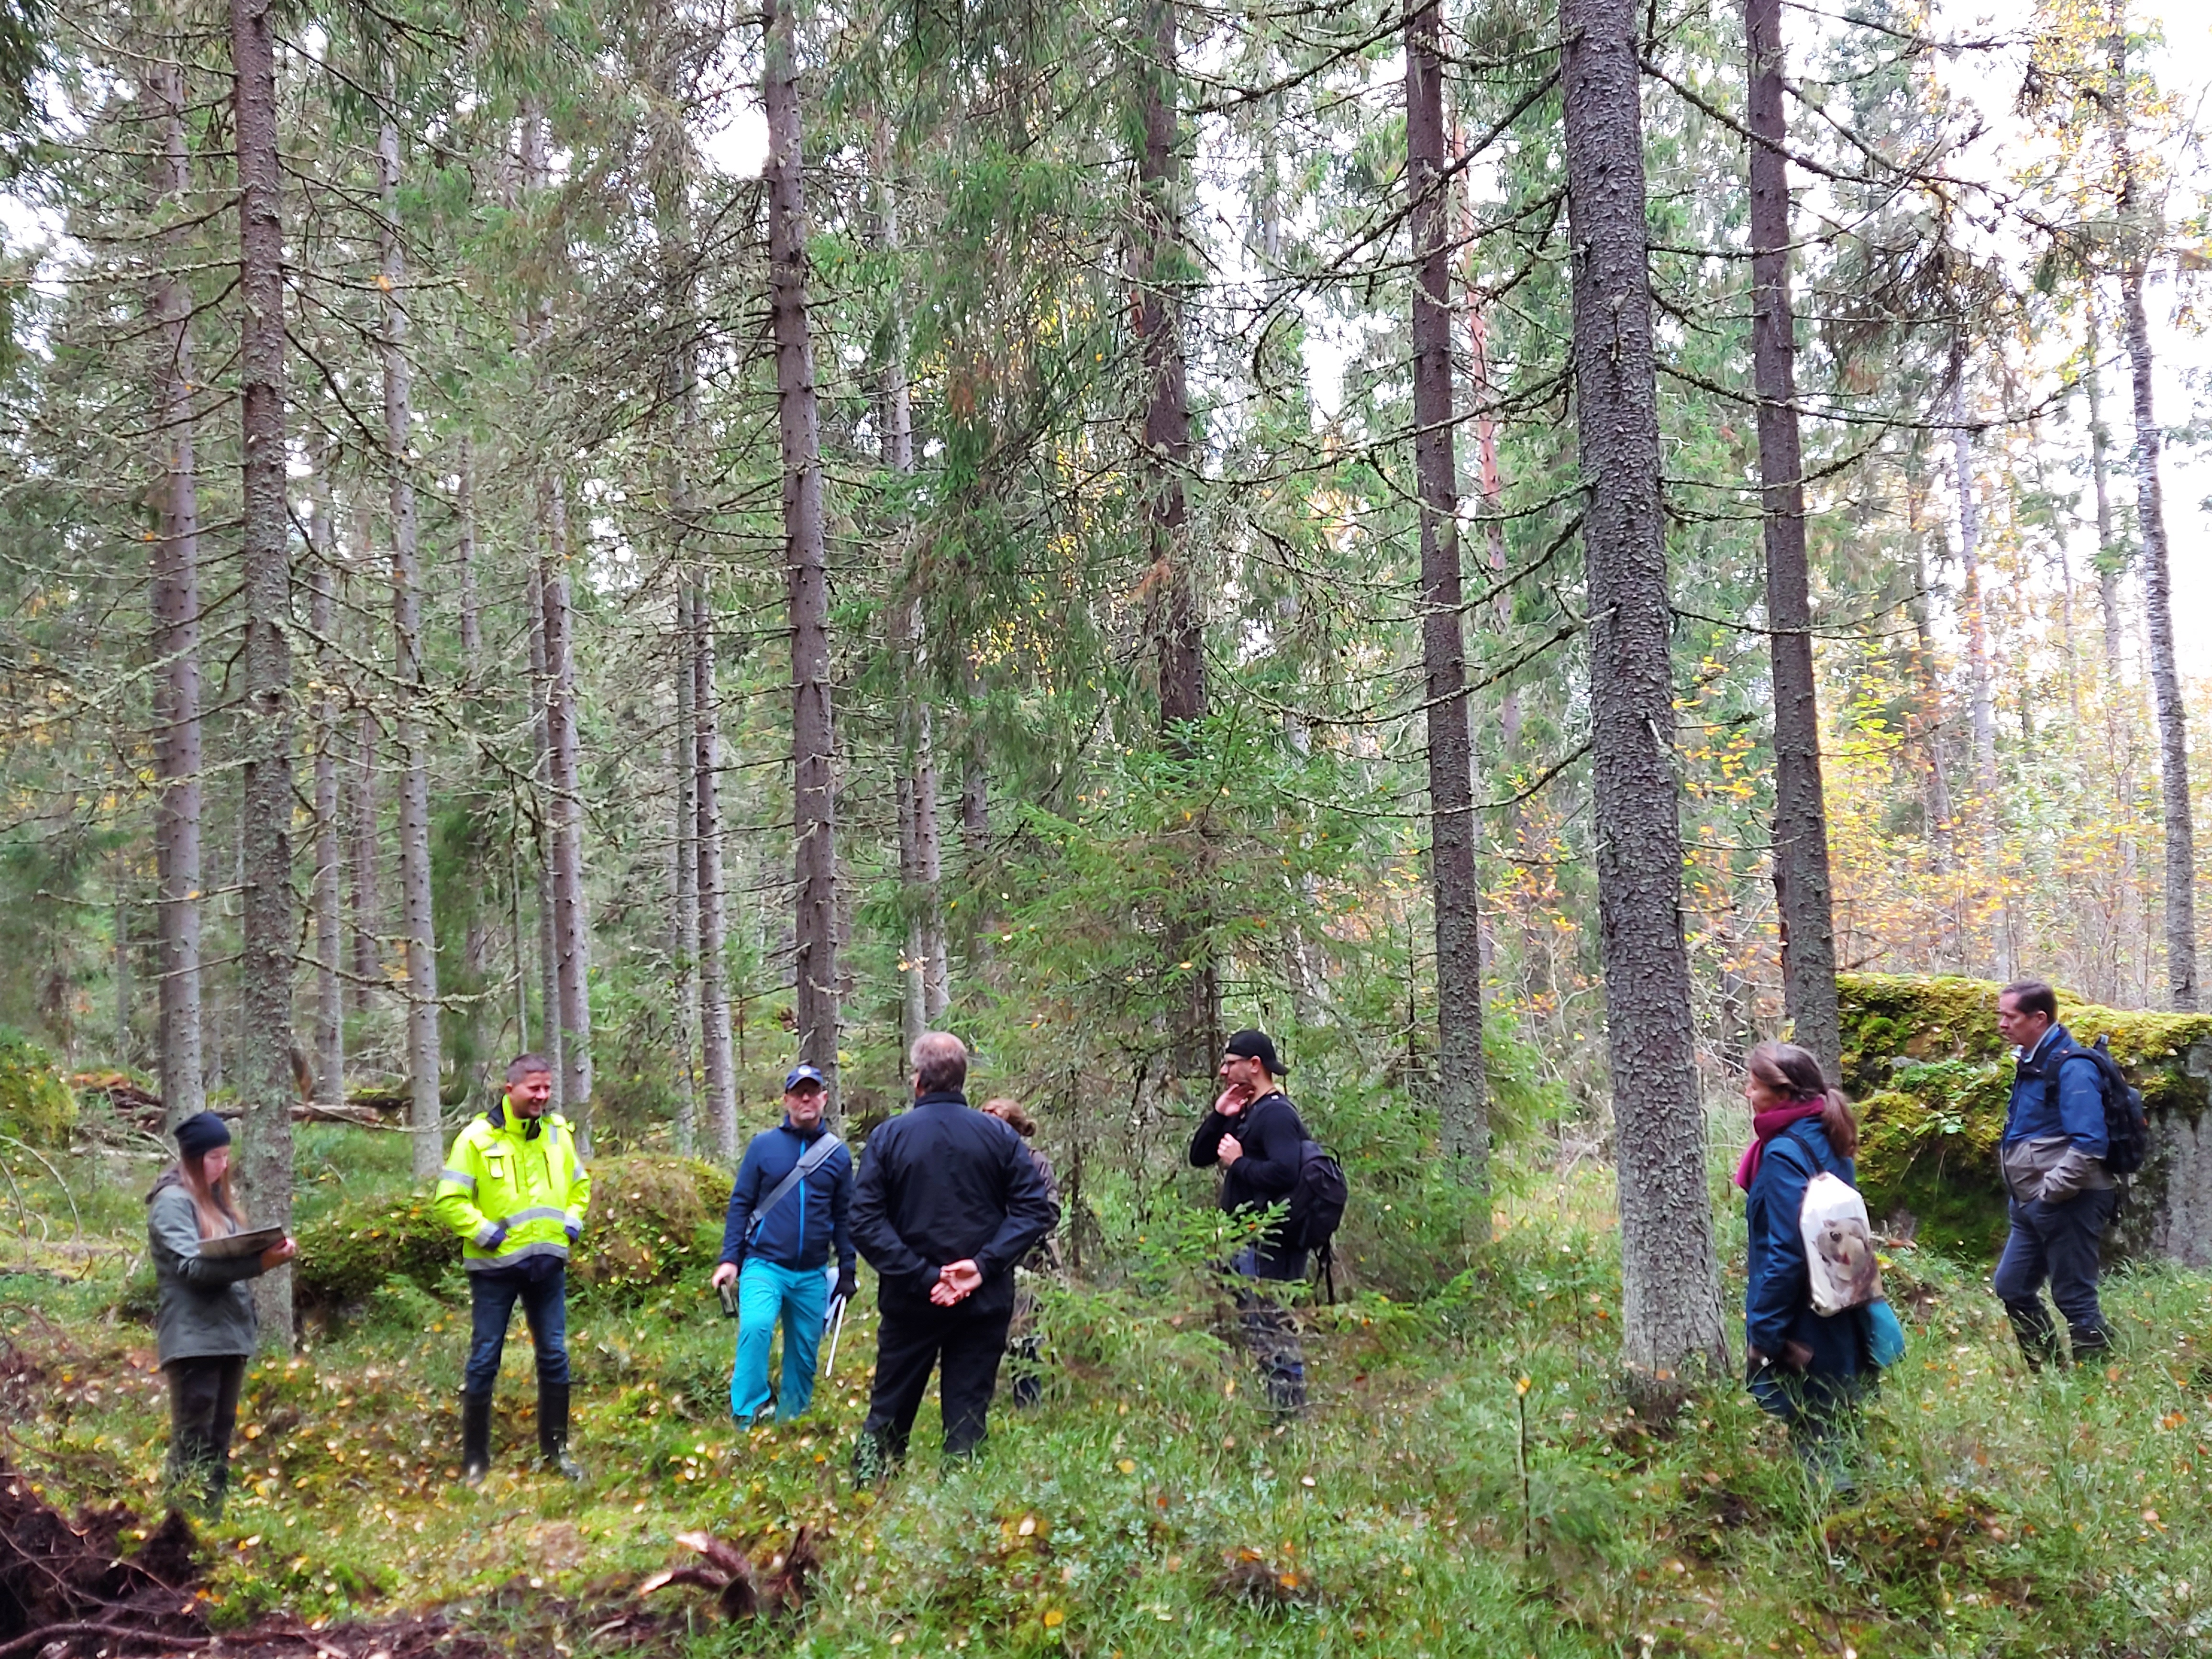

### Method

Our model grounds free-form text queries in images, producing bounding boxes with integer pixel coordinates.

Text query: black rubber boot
[2004,1302,2061,1372]
[461,1390,493,1487]
[538,1381,584,1481]
[2069,1324,2112,1366]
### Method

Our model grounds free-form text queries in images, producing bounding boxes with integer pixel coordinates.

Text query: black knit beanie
[175,1110,232,1159]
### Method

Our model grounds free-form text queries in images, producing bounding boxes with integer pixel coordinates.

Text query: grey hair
[506,1052,554,1084]
[910,1031,968,1094]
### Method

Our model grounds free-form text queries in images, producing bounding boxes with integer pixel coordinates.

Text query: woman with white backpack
[1736,1041,1899,1488]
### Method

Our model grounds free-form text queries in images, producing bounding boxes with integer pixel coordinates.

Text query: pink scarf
[1733,1101,1826,1191]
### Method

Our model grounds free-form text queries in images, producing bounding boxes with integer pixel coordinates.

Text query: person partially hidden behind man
[851,1032,1059,1475]
[710,1062,856,1426]
[435,1053,590,1483]
[1991,980,2115,1369]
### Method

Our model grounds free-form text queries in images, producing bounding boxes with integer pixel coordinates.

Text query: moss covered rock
[293,1153,731,1319]
[0,1032,76,1148]
[1840,972,2212,1263]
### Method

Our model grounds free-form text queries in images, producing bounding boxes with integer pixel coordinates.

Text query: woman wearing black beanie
[146,1110,295,1516]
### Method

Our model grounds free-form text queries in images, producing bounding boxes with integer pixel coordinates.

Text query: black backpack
[1284,1139,1347,1260]
[2044,1034,2150,1177]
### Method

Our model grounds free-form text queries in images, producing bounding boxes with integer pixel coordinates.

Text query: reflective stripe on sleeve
[440,1168,477,1192]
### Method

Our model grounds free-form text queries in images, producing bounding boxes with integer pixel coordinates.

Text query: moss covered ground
[5,1120,2212,1656]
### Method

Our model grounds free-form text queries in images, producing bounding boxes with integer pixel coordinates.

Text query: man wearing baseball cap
[1190,1028,1310,1415]
[710,1063,856,1425]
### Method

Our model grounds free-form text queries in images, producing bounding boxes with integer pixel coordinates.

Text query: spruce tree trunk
[458,435,482,687]
[1405,0,1489,1198]
[540,489,594,1142]
[694,576,738,1159]
[526,563,565,1108]
[308,462,344,1106]
[1560,0,1726,1387]
[673,582,700,1155]
[380,108,443,1177]
[876,144,951,1038]
[230,0,295,1348]
[150,59,205,1131]
[349,708,382,1007]
[1136,0,1216,1074]
[1744,0,1841,1080]
[2121,266,2197,1009]
[764,0,842,1106]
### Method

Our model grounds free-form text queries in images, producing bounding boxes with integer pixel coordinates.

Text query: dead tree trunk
[540,489,594,1143]
[1744,0,1841,1080]
[380,105,443,1177]
[1406,0,1489,1199]
[150,58,206,1130]
[230,0,296,1348]
[764,0,842,1106]
[308,456,344,1106]
[1560,0,1726,1388]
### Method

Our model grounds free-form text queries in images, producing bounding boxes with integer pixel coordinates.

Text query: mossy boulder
[292,1154,731,1320]
[1840,972,2212,1264]
[0,1032,76,1148]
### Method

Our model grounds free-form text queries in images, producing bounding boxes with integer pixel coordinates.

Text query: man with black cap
[710,1063,856,1425]
[1190,1029,1310,1415]
[434,1053,591,1484]
[850,1031,1059,1474]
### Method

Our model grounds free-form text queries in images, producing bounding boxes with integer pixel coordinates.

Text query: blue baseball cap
[784,1064,828,1092]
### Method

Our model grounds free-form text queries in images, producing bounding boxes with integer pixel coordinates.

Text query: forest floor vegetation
[1,1125,2209,1656]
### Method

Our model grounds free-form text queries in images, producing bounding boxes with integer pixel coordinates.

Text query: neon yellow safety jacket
[434,1100,591,1274]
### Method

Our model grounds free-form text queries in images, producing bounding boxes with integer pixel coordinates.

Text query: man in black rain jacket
[851,1031,1059,1472]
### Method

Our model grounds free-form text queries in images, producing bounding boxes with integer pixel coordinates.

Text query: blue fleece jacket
[2003,1024,2109,1157]
[718,1120,856,1274]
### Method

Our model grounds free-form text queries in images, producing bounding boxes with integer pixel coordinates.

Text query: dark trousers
[465,1265,570,1394]
[1993,1188,2118,1363]
[856,1296,1014,1468]
[166,1354,246,1515]
[1228,1244,1307,1413]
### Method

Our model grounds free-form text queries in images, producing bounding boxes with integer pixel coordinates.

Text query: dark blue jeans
[465,1265,569,1394]
[1992,1188,2117,1361]
[1227,1245,1307,1413]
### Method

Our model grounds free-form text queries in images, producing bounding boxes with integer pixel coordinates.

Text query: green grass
[3,1136,2211,1657]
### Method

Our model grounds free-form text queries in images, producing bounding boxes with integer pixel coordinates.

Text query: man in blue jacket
[709,1064,856,1425]
[1991,980,2115,1368]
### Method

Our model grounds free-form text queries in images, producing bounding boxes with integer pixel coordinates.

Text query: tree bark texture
[526,562,565,1109]
[230,0,295,1348]
[1744,0,1841,1081]
[765,0,843,1107]
[673,583,701,1156]
[1948,364,1998,801]
[540,489,594,1142]
[308,465,344,1106]
[150,59,205,1131]
[1136,0,1217,1075]
[2121,267,2197,1009]
[1560,0,1727,1383]
[2084,300,2126,712]
[1406,0,1490,1197]
[380,110,443,1178]
[693,577,738,1160]
[458,434,482,686]
[349,708,382,1006]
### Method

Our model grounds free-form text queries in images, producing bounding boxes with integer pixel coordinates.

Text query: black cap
[1223,1029,1284,1077]
[175,1110,232,1159]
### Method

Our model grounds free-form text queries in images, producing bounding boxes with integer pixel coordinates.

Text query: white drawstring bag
[1798,1170,1882,1315]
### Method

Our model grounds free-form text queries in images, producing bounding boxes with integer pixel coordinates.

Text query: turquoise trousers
[731,1257,830,1424]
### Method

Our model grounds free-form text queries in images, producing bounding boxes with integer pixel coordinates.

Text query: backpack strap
[749,1131,844,1239]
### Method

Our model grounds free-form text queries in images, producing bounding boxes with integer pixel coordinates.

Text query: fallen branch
[0,1622,210,1659]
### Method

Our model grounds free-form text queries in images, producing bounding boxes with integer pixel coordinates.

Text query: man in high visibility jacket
[434,1053,591,1484]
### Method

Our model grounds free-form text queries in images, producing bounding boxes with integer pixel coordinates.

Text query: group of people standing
[1733,978,2122,1484]
[144,982,2122,1512]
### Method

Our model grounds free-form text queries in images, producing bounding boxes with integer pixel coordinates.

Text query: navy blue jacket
[1743,1121,1869,1387]
[718,1120,855,1274]
[851,1091,1059,1317]
[2003,1024,2109,1156]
